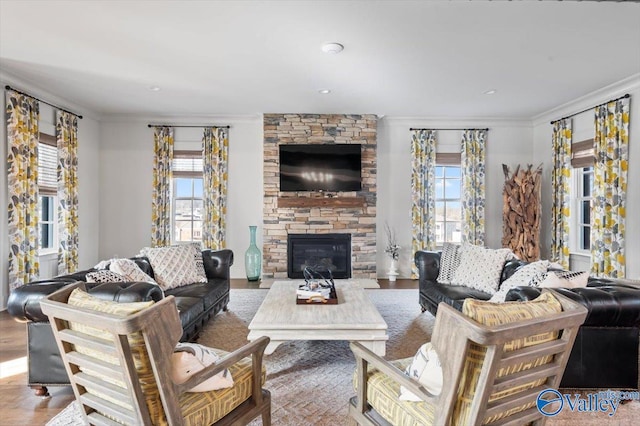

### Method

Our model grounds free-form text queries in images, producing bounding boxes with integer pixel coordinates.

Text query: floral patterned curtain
[6,90,40,289]
[591,98,630,278]
[550,119,572,270]
[202,127,228,250]
[460,129,486,246]
[56,111,79,274]
[151,126,174,247]
[411,129,436,277]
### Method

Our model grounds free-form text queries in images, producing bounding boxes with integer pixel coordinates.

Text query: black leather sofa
[415,249,640,390]
[7,249,233,396]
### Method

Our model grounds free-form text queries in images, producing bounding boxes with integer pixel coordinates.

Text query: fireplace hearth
[287,234,352,279]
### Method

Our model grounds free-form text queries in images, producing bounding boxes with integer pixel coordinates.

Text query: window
[37,133,58,252]
[570,137,595,254]
[434,165,462,245]
[172,151,203,243]
[573,166,593,252]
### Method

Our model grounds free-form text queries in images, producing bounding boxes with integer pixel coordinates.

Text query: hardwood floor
[0,278,417,424]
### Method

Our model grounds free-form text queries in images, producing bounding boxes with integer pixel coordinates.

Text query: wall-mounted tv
[279,144,362,192]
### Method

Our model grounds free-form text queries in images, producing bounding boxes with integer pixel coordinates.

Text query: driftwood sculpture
[502,164,542,262]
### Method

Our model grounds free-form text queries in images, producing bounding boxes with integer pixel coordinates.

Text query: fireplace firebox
[287,234,351,279]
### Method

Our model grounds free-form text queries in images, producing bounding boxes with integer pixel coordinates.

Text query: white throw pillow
[451,244,514,295]
[399,342,443,401]
[171,342,234,392]
[539,271,589,289]
[143,244,208,290]
[85,270,126,283]
[489,260,549,303]
[109,258,157,284]
[436,243,461,284]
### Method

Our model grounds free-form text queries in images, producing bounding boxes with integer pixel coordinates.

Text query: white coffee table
[247,281,388,356]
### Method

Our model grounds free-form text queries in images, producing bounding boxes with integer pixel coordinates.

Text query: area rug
[259,278,380,289]
[47,289,640,425]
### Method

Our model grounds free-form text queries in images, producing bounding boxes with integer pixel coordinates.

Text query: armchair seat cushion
[354,358,436,426]
[180,350,267,425]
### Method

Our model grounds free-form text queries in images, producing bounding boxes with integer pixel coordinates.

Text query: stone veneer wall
[263,114,377,279]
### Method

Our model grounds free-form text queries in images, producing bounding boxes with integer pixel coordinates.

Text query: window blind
[571,139,594,168]
[38,133,57,196]
[173,150,203,178]
[436,152,461,165]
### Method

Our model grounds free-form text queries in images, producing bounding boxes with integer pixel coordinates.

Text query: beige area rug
[47,289,640,425]
[259,278,380,289]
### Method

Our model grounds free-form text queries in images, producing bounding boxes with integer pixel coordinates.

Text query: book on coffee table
[295,286,338,304]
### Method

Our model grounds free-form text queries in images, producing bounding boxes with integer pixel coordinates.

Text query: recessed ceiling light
[321,42,344,54]
[149,85,161,92]
[318,89,331,94]
[483,89,497,95]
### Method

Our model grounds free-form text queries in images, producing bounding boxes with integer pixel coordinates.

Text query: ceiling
[1,1,639,120]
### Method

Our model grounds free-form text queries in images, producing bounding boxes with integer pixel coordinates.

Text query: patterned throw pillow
[489,260,549,303]
[399,342,443,401]
[436,243,461,284]
[451,244,514,295]
[187,242,208,281]
[85,270,127,283]
[457,291,562,424]
[172,342,234,392]
[109,258,157,284]
[539,270,589,289]
[143,244,208,290]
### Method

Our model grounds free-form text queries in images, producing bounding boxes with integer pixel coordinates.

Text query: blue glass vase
[245,225,261,281]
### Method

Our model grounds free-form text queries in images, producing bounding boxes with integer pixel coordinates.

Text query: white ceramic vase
[387,258,399,282]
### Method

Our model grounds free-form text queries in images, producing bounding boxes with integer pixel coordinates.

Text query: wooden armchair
[40,282,271,425]
[349,291,588,426]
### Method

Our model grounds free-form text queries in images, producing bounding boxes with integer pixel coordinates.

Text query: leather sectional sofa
[7,249,233,396]
[415,249,640,390]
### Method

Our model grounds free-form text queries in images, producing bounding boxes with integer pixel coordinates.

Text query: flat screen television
[279,144,362,192]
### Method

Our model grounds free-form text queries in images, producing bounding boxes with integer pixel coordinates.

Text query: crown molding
[531,73,640,127]
[0,70,102,121]
[100,113,263,124]
[380,116,532,128]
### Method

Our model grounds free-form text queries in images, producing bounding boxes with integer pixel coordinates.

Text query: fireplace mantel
[277,196,365,208]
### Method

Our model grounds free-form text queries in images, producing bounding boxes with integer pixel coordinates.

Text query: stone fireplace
[262,113,377,279]
[287,233,352,279]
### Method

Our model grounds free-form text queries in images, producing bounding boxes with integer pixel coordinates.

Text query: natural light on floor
[0,356,27,379]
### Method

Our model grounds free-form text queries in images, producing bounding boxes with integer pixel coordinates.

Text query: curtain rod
[409,127,489,131]
[5,85,83,119]
[147,124,230,129]
[550,93,630,124]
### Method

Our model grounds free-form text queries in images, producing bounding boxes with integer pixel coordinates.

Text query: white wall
[3,75,638,300]
[0,74,101,310]
[377,118,533,278]
[533,74,640,279]
[98,116,263,278]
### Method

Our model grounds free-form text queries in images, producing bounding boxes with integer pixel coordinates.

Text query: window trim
[39,194,58,255]
[171,150,204,244]
[38,132,58,254]
[434,163,462,247]
[570,166,593,255]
